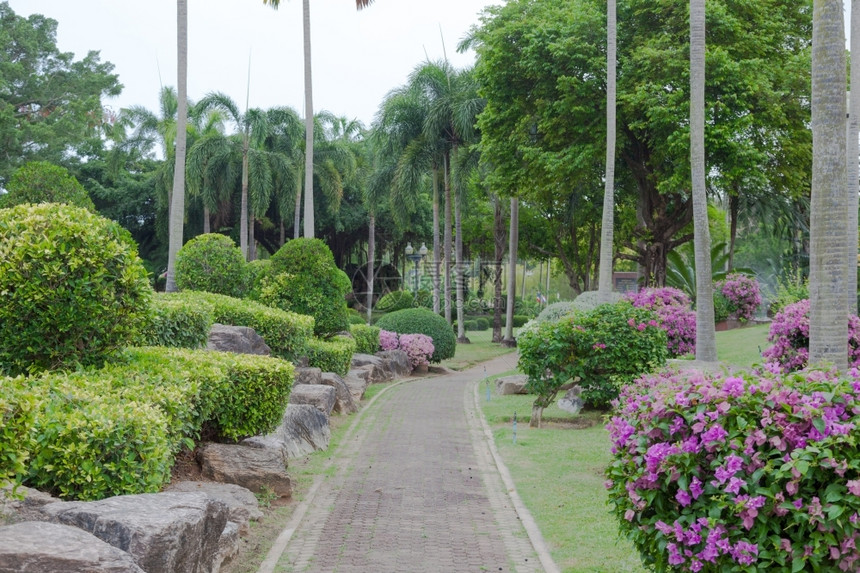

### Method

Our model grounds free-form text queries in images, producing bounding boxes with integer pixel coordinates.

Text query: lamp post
[405,242,427,293]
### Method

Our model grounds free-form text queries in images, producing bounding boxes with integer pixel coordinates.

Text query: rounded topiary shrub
[375,308,456,363]
[0,161,95,211]
[175,233,247,298]
[535,301,577,324]
[376,290,415,313]
[0,203,152,375]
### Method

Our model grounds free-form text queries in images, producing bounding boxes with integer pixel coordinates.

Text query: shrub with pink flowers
[379,329,400,352]
[716,273,762,322]
[627,288,696,357]
[606,366,860,572]
[762,299,860,373]
[377,329,434,369]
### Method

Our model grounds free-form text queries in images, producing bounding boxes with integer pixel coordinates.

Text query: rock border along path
[258,353,558,573]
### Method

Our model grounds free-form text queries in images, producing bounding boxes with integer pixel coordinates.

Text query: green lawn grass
[441,328,517,371]
[715,322,770,368]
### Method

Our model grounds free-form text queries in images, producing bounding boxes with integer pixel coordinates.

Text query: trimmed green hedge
[350,324,380,354]
[163,291,313,361]
[306,336,357,376]
[141,296,214,349]
[0,377,38,488]
[375,308,456,363]
[376,290,415,312]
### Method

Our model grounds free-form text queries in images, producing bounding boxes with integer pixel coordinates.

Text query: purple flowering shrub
[606,367,860,572]
[716,274,762,322]
[379,329,400,352]
[762,300,860,373]
[377,329,434,369]
[627,288,696,357]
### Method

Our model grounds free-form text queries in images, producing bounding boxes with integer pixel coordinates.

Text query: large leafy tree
[0,1,121,182]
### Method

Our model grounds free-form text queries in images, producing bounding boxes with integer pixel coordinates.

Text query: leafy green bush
[464,320,478,331]
[244,258,271,295]
[474,317,490,331]
[164,292,313,361]
[518,302,667,410]
[571,290,624,312]
[376,290,415,312]
[0,203,152,375]
[348,313,366,325]
[261,238,351,338]
[175,233,248,298]
[535,301,577,324]
[375,308,456,363]
[0,161,95,211]
[0,377,38,488]
[140,296,214,348]
[305,336,357,376]
[350,324,380,354]
[506,314,529,328]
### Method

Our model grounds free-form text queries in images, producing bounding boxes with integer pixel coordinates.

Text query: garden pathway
[258,352,555,573]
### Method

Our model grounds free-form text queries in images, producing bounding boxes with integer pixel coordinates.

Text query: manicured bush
[350,324,380,355]
[0,377,38,488]
[175,233,248,298]
[397,334,435,368]
[607,367,860,572]
[244,258,271,295]
[518,302,667,410]
[375,308,456,363]
[305,336,357,376]
[507,314,529,328]
[716,273,762,322]
[348,313,366,325]
[474,317,490,331]
[763,299,860,373]
[379,329,399,351]
[140,296,214,349]
[0,161,95,211]
[0,203,152,375]
[571,290,624,312]
[165,291,313,361]
[627,287,696,357]
[464,320,478,331]
[535,301,578,324]
[376,290,415,312]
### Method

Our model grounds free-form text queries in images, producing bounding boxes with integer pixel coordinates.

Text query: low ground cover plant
[627,287,696,357]
[607,367,860,572]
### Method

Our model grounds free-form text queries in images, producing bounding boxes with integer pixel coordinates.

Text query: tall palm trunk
[302,0,315,238]
[294,169,302,239]
[240,131,250,259]
[597,0,617,303]
[366,212,375,324]
[443,153,453,325]
[203,206,210,234]
[165,0,188,293]
[492,193,505,343]
[249,217,256,261]
[432,168,441,314]
[810,0,849,369]
[690,0,717,362]
[848,1,860,315]
[503,197,519,346]
[455,174,468,343]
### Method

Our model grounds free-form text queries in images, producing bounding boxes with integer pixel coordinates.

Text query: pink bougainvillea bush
[377,329,434,368]
[762,299,860,373]
[606,367,860,572]
[627,288,696,357]
[716,273,762,322]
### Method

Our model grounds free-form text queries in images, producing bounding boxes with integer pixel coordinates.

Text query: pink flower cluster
[627,288,696,356]
[606,367,860,571]
[762,299,860,373]
[716,274,761,322]
[377,329,434,368]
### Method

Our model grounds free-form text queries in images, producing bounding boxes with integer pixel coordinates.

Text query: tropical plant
[165,0,188,292]
[597,0,617,303]
[666,242,753,301]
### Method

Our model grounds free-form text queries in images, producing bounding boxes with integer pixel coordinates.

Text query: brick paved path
[272,354,543,573]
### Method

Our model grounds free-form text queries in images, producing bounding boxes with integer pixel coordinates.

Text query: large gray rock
[558,385,584,415]
[1,485,58,524]
[0,521,145,573]
[350,355,393,384]
[289,384,336,416]
[376,350,412,377]
[213,521,240,572]
[319,372,359,414]
[350,353,384,369]
[244,404,330,459]
[293,367,322,386]
[495,374,530,395]
[207,324,271,356]
[41,492,227,573]
[344,370,371,402]
[164,481,262,535]
[198,443,292,498]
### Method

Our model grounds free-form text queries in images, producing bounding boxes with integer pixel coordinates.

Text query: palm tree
[262,0,374,238]
[165,0,188,292]
[503,197,519,346]
[260,106,304,244]
[597,0,617,304]
[848,0,860,315]
[809,0,849,369]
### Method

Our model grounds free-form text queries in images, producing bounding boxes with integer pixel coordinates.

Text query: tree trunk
[367,212,375,324]
[503,197,519,346]
[203,205,210,234]
[597,0,617,304]
[248,216,256,261]
[492,194,505,343]
[454,167,468,343]
[302,0,315,238]
[809,0,849,369]
[279,217,285,247]
[432,168,441,315]
[848,1,860,315]
[165,0,188,293]
[240,131,250,260]
[443,153,453,325]
[294,168,302,239]
[690,0,717,362]
[728,191,739,271]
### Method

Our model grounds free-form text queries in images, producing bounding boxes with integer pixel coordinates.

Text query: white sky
[8,0,500,128]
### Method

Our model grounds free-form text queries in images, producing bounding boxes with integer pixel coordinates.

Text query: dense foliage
[0,203,151,375]
[375,308,456,363]
[627,288,697,357]
[378,329,434,369]
[175,233,248,298]
[716,274,762,322]
[305,336,357,377]
[375,290,415,312]
[140,296,214,349]
[0,161,96,211]
[607,367,860,572]
[349,324,380,355]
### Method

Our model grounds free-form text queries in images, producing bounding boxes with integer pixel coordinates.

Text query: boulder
[244,404,330,459]
[213,521,240,572]
[198,443,292,499]
[319,372,359,414]
[289,384,336,416]
[164,481,262,535]
[376,350,412,377]
[207,324,271,356]
[0,521,145,573]
[344,370,371,402]
[42,492,228,573]
[350,353,385,369]
[495,374,530,395]
[1,484,59,524]
[558,385,584,415]
[293,366,322,386]
[350,354,393,384]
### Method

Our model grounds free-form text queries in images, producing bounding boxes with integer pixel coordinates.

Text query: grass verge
[441,329,517,371]
[715,322,770,368]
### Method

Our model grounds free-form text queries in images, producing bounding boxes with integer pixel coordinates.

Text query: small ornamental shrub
[376,290,415,312]
[763,299,860,373]
[506,314,529,328]
[375,308,456,363]
[606,367,860,572]
[0,203,152,375]
[474,317,490,331]
[0,161,95,211]
[716,273,762,322]
[305,337,357,376]
[397,334,435,368]
[535,301,577,324]
[771,271,809,315]
[244,258,271,296]
[627,287,697,357]
[571,290,624,312]
[0,377,38,488]
[141,296,214,349]
[175,233,248,298]
[379,329,399,351]
[350,324,380,355]
[348,313,366,325]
